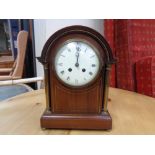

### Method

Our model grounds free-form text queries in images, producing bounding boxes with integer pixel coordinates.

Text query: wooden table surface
[0,87,155,135]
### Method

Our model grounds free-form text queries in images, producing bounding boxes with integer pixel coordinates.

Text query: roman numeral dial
[55,40,100,87]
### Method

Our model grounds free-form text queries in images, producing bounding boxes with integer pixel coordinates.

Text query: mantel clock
[38,25,115,129]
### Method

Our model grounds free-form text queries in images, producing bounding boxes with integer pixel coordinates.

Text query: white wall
[34,19,104,77]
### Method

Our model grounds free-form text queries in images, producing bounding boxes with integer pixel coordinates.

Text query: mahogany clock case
[38,25,115,130]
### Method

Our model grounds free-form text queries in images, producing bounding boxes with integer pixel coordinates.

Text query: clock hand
[75,52,79,67]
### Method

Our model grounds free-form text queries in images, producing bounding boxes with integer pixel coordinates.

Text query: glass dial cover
[54,40,100,87]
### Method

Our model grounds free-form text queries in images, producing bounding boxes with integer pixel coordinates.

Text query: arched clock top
[38,25,116,65]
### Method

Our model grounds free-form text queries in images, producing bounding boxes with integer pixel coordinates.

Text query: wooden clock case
[38,25,115,130]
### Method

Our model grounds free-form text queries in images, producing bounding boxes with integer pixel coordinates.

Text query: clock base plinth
[40,111,112,130]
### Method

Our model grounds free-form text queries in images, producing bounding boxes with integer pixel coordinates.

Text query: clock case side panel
[43,63,52,111]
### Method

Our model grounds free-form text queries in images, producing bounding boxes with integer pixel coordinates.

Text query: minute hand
[75,52,79,67]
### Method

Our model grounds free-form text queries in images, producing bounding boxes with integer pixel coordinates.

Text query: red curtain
[104,19,155,96]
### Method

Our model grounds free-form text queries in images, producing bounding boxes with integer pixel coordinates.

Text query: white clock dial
[54,40,100,87]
